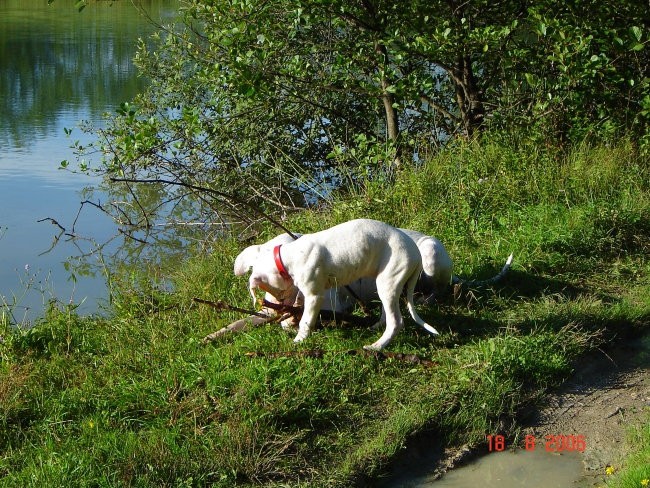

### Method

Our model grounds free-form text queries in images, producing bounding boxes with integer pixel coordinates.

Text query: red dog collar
[273,245,292,281]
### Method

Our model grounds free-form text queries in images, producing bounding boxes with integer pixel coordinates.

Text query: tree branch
[419,93,459,123]
[108,177,300,239]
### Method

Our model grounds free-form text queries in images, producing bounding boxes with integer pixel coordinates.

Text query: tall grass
[0,140,648,486]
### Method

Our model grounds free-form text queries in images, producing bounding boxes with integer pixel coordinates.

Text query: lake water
[0,0,178,322]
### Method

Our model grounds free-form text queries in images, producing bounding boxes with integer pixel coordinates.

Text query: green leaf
[524,73,536,86]
[630,26,643,42]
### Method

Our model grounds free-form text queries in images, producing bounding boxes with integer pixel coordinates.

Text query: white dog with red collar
[234,219,439,350]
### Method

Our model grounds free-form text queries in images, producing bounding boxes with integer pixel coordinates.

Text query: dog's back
[283,219,422,290]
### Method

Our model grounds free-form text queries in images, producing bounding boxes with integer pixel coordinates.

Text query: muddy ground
[380,332,650,487]
[519,332,650,485]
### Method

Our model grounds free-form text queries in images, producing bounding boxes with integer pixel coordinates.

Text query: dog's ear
[251,273,278,294]
[249,274,264,306]
[234,245,261,276]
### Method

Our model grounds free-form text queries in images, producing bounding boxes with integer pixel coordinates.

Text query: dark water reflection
[1,0,176,149]
[0,0,178,322]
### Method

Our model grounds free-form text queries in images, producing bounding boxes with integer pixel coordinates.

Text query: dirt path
[380,333,650,487]
[520,333,650,485]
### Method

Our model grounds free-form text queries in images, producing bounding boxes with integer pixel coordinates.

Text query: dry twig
[245,348,438,367]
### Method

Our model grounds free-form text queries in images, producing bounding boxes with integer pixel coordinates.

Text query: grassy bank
[1,140,649,486]
[608,417,650,487]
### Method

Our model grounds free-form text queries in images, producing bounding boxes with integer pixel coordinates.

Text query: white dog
[247,229,454,314]
[234,219,439,350]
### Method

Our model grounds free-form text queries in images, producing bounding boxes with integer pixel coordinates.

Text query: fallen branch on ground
[200,314,292,344]
[262,299,371,326]
[194,297,293,343]
[196,295,375,344]
[245,348,438,367]
[195,297,433,366]
[261,299,303,317]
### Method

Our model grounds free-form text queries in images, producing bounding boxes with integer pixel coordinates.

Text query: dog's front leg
[294,293,323,343]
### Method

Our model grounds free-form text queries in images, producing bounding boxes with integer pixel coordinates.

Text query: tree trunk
[376,43,402,166]
[453,54,485,138]
[381,79,400,143]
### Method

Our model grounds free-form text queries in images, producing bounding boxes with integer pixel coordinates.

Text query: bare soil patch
[520,333,650,485]
[379,332,650,486]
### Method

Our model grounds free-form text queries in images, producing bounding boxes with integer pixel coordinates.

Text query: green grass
[1,138,649,486]
[608,417,650,488]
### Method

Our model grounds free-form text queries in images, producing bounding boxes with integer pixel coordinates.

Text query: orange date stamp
[486,434,586,453]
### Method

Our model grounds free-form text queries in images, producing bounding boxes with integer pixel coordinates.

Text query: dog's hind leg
[364,282,404,351]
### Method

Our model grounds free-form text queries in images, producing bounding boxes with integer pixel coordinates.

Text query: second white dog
[234,219,439,350]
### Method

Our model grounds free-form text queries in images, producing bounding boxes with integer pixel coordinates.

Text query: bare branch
[109,176,300,239]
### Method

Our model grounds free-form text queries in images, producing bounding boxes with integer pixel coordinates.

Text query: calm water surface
[410,449,586,488]
[0,0,178,321]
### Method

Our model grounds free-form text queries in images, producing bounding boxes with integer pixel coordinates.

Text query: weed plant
[0,139,648,486]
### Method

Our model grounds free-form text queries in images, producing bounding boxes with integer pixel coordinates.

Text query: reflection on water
[0,0,178,321]
[399,449,586,488]
[0,0,176,151]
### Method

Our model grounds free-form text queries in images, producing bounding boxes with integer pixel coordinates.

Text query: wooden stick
[261,299,371,325]
[200,312,296,344]
[202,315,272,343]
[261,299,303,316]
[244,348,438,367]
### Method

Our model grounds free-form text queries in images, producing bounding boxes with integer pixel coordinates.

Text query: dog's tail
[406,267,440,336]
[451,253,514,288]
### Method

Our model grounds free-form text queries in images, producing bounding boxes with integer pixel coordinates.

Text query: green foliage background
[73,0,649,237]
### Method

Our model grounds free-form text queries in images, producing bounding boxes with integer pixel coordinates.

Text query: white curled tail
[406,267,439,336]
[452,253,514,287]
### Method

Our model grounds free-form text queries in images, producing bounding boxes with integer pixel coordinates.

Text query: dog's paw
[281,321,297,331]
[293,332,308,343]
[363,342,384,351]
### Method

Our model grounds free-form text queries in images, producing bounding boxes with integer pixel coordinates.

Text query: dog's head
[234,244,294,304]
[233,233,297,275]
[233,244,262,277]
